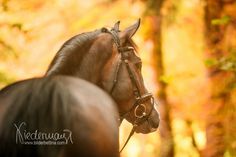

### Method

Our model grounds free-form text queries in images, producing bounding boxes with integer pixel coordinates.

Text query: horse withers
[0,76,119,157]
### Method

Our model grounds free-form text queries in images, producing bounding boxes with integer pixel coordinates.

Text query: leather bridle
[101,27,155,152]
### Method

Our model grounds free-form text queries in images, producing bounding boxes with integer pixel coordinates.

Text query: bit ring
[134,104,147,118]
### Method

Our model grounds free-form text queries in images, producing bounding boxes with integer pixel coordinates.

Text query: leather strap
[119,125,137,153]
[103,28,155,153]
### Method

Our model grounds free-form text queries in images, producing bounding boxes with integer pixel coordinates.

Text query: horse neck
[46,41,111,85]
[76,49,110,84]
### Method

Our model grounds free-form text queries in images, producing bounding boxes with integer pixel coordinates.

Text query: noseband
[101,27,155,152]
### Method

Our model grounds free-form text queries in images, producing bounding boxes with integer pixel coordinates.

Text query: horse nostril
[150,117,160,129]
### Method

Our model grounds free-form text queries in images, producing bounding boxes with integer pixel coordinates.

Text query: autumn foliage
[0,0,236,157]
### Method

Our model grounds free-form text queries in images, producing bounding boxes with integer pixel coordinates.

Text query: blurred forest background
[0,0,236,157]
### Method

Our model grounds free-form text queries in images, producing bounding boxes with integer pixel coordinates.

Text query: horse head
[99,19,160,134]
[46,19,160,134]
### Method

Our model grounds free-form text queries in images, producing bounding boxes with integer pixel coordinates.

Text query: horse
[45,19,160,137]
[0,76,119,157]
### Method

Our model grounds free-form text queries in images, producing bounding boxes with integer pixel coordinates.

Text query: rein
[101,27,155,153]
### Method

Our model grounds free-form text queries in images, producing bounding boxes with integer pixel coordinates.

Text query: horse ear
[121,18,140,39]
[113,21,120,31]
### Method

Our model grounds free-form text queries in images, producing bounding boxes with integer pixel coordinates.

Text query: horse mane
[58,29,102,55]
[46,29,102,76]
[46,28,139,77]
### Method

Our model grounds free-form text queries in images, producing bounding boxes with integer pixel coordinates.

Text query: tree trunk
[144,0,174,156]
[204,0,236,156]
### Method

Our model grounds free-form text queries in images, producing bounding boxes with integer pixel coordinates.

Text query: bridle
[101,27,156,152]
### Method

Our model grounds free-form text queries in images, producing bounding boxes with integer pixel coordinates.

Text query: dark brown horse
[0,20,159,156]
[0,76,119,157]
[46,19,160,134]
